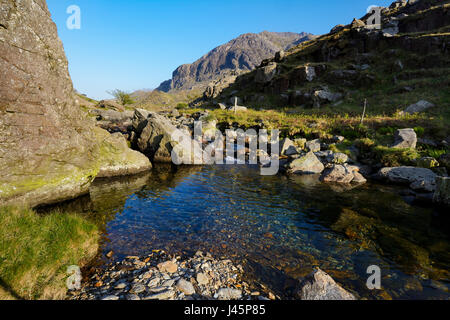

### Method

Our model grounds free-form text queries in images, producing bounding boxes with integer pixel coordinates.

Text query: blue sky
[47,0,392,100]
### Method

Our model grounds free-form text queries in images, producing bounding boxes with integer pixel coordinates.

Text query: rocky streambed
[69,250,355,301]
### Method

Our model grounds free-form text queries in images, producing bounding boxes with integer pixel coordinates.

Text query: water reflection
[44,165,450,300]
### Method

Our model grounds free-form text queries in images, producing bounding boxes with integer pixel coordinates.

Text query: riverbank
[0,206,99,300]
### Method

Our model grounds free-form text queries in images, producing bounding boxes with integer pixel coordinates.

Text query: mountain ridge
[157,31,315,92]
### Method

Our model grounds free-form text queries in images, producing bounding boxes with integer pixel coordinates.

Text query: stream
[45,164,450,300]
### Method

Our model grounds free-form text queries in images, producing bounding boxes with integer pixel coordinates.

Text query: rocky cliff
[157,31,314,92]
[0,0,150,207]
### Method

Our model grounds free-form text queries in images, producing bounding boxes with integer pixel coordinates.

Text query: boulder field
[0,0,150,207]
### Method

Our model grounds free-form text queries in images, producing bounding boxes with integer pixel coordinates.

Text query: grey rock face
[378,166,437,192]
[0,0,100,207]
[297,269,356,300]
[392,128,417,149]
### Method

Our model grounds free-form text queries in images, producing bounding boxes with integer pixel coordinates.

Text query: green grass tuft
[0,206,99,300]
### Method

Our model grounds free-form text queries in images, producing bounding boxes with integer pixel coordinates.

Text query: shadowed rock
[377,166,437,192]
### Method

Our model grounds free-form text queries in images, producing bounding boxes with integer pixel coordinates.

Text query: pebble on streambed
[69,250,274,301]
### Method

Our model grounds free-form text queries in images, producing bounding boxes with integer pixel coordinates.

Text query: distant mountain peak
[157,31,315,92]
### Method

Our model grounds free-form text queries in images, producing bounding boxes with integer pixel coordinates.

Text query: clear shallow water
[49,165,450,299]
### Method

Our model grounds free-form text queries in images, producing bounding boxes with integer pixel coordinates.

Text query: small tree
[107,89,135,105]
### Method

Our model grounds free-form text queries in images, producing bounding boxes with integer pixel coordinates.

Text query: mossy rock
[94,127,152,178]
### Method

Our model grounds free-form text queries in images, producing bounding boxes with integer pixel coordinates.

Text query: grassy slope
[131,89,203,112]
[0,207,99,300]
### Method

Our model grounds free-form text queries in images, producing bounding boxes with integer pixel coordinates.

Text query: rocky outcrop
[391,129,417,149]
[157,31,314,92]
[0,0,151,207]
[433,177,450,207]
[204,74,238,99]
[377,166,437,192]
[0,0,102,207]
[296,269,356,300]
[255,62,278,84]
[213,0,449,110]
[136,112,204,164]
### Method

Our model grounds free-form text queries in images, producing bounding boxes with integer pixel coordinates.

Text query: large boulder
[0,0,102,207]
[320,165,356,184]
[95,129,152,178]
[137,113,204,164]
[296,269,356,300]
[404,100,435,114]
[433,177,450,207]
[391,128,417,149]
[289,152,325,175]
[377,167,437,192]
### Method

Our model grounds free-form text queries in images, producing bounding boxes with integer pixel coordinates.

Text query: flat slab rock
[377,166,437,192]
